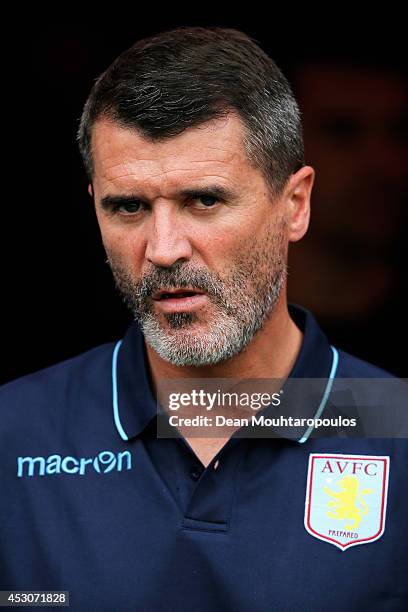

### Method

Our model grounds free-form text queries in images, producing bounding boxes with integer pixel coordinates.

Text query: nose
[144,202,193,267]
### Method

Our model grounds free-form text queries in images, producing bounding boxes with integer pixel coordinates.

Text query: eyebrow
[99,184,238,210]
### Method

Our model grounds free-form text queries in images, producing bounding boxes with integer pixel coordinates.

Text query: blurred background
[2,13,407,383]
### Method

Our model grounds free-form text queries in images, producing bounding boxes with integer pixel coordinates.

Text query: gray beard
[108,220,287,366]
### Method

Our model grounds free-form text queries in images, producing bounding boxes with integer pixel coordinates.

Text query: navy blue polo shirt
[1,305,407,611]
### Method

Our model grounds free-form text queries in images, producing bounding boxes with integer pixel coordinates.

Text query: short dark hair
[77,27,305,195]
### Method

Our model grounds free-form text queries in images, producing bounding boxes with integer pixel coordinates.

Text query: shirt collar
[112,304,338,442]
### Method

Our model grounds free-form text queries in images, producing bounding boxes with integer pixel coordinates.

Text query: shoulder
[1,341,117,396]
[0,341,117,431]
[333,349,407,437]
[335,348,396,378]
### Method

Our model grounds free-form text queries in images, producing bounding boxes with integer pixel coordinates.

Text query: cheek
[100,227,144,271]
[200,226,250,271]
[210,206,268,251]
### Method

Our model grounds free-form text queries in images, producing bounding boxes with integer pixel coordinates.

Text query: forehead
[90,114,254,197]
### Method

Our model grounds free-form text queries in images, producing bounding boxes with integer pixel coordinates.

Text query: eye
[115,201,143,215]
[193,194,219,209]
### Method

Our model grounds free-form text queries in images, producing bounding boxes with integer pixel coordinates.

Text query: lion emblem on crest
[324,475,373,530]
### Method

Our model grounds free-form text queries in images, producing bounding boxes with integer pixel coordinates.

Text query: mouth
[152,288,208,313]
[152,288,205,300]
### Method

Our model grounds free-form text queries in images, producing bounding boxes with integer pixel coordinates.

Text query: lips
[152,288,206,301]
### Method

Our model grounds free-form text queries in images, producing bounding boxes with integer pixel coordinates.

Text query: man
[1,27,407,611]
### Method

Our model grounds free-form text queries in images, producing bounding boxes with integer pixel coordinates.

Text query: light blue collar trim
[112,339,128,441]
[297,345,339,444]
[112,338,339,445]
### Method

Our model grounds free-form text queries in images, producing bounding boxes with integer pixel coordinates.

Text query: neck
[144,297,302,396]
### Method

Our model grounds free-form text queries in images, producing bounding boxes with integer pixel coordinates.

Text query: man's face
[90,114,297,366]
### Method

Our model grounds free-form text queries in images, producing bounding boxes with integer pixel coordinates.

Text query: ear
[284,166,314,242]
[88,183,94,198]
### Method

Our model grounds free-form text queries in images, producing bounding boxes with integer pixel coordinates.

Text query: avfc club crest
[304,454,389,550]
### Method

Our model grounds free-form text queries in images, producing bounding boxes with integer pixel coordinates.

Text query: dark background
[2,14,407,384]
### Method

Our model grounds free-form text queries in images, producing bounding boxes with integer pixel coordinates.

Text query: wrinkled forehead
[90,113,255,194]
